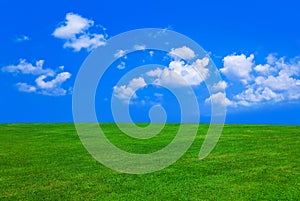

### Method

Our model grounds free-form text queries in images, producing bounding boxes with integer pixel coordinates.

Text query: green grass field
[1,123,299,200]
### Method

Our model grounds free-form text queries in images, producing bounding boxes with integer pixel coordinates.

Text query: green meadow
[1,123,299,200]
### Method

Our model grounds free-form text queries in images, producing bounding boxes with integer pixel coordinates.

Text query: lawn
[0,123,299,200]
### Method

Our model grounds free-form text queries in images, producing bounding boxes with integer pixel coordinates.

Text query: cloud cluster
[113,46,210,103]
[218,53,300,107]
[53,13,106,51]
[2,59,53,75]
[2,59,71,96]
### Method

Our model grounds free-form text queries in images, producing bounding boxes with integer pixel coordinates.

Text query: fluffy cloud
[234,87,284,104]
[2,60,71,96]
[63,34,106,52]
[53,13,106,52]
[220,54,254,84]
[147,57,209,87]
[205,92,234,107]
[211,81,228,91]
[113,77,146,103]
[53,13,93,39]
[169,46,196,60]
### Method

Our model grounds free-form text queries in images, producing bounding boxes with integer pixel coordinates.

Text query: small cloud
[117,61,126,70]
[114,49,127,59]
[169,46,196,60]
[154,93,163,97]
[149,50,154,57]
[14,35,30,43]
[113,77,146,103]
[134,44,146,50]
[16,83,36,92]
[205,92,235,107]
[53,13,107,52]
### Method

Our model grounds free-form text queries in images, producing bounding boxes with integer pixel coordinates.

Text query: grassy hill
[1,123,299,200]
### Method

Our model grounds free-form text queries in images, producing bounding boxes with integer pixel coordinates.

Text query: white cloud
[35,72,71,89]
[114,49,127,58]
[147,57,209,87]
[113,77,146,103]
[211,81,228,91]
[53,13,106,52]
[53,13,93,39]
[147,67,188,87]
[63,34,106,52]
[16,83,36,92]
[234,87,284,104]
[169,46,196,60]
[117,61,126,70]
[134,44,146,50]
[220,54,254,84]
[205,92,234,107]
[222,53,300,107]
[113,55,210,104]
[255,72,298,91]
[254,64,271,75]
[2,60,71,96]
[1,59,54,75]
[266,53,277,65]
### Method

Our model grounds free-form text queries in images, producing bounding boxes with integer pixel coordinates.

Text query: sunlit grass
[0,123,299,200]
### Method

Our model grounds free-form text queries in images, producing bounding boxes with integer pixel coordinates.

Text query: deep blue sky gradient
[1,0,300,124]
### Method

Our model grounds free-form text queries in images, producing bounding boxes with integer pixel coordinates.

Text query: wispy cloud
[53,13,107,52]
[2,60,71,96]
[14,35,30,43]
[134,44,146,50]
[2,59,54,75]
[114,49,127,59]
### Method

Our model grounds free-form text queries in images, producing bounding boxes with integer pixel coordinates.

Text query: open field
[0,123,299,200]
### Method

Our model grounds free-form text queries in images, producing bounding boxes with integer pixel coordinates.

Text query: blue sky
[1,0,300,124]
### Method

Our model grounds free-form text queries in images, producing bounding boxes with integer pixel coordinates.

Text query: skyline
[1,0,300,124]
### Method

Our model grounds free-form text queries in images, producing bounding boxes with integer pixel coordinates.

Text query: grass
[0,123,299,200]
